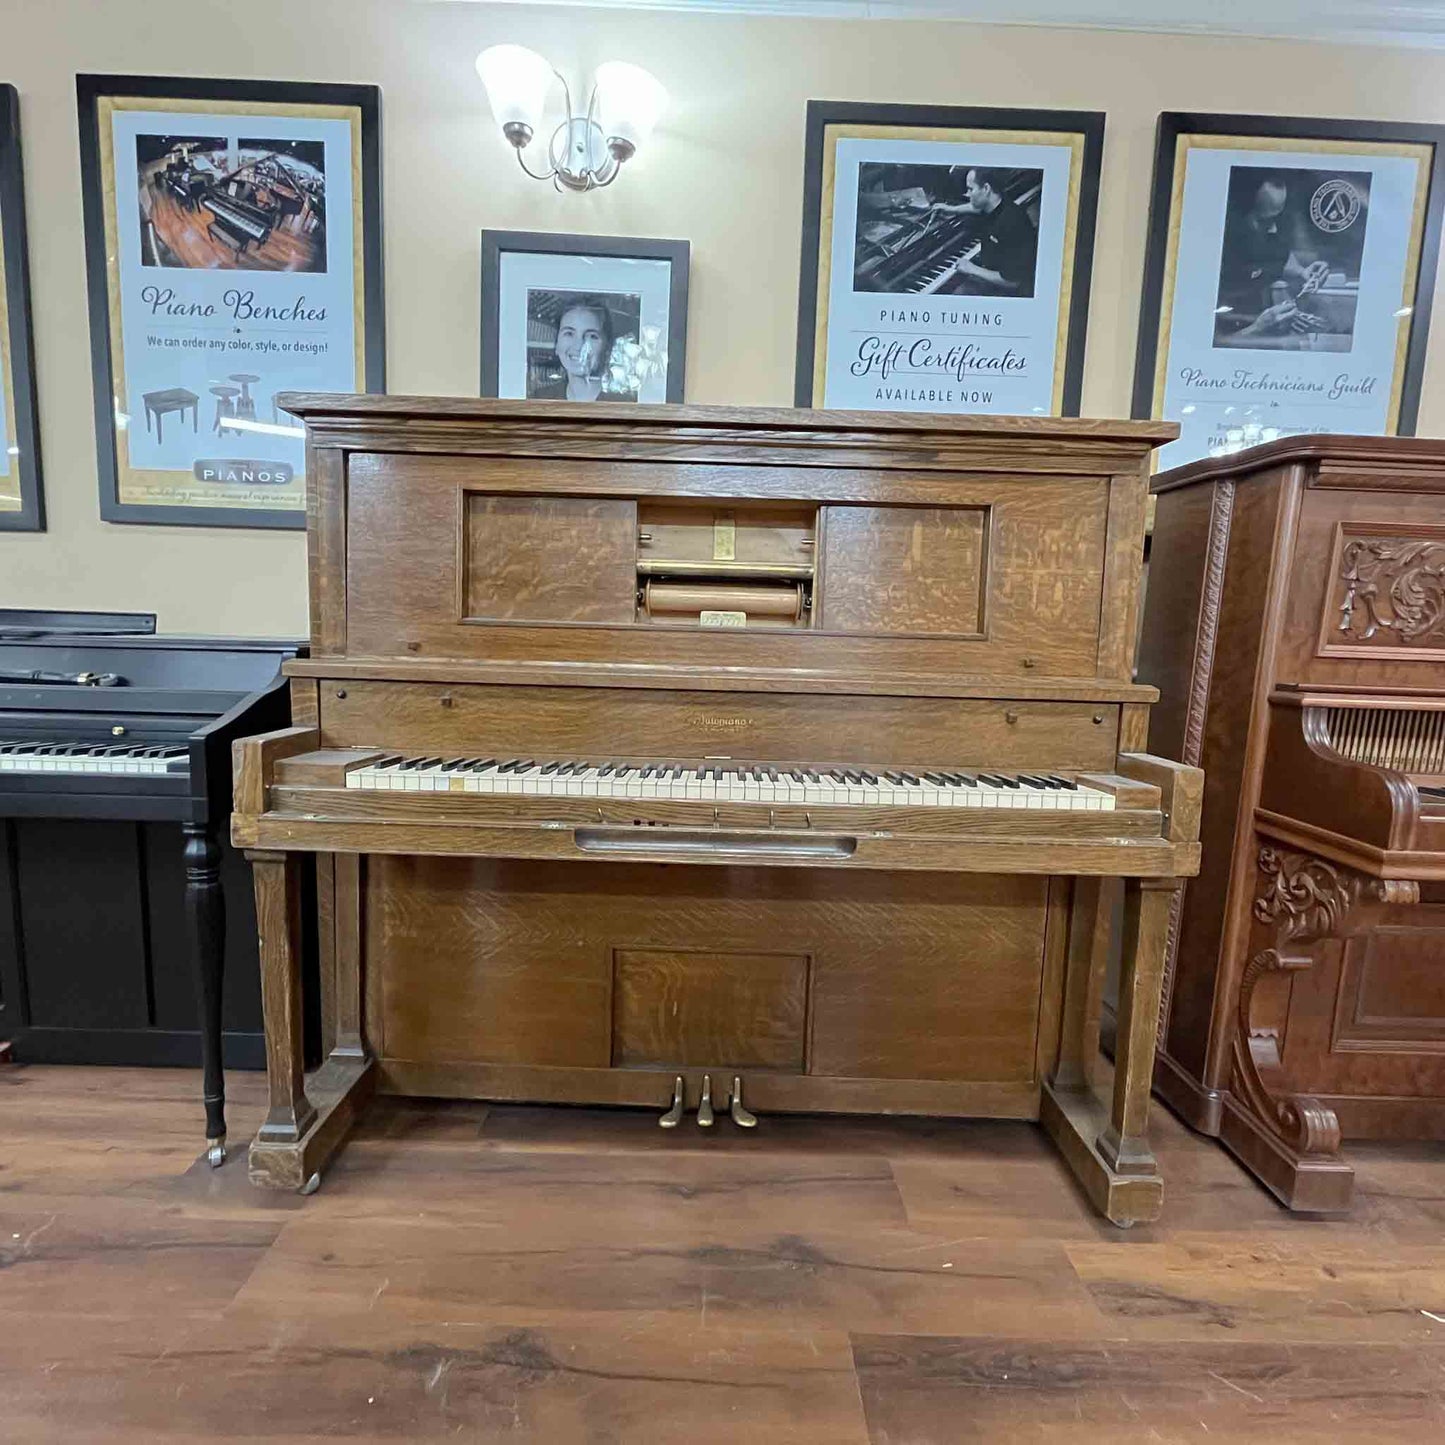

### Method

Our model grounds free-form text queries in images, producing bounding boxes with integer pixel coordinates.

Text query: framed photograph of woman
[481,231,688,404]
[0,84,44,532]
[795,101,1104,416]
[1133,113,1445,471]
[77,74,385,529]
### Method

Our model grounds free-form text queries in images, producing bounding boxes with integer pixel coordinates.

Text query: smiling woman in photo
[528,294,637,401]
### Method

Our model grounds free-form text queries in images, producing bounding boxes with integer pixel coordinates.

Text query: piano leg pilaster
[1043,876,1174,1227]
[247,851,317,1149]
[183,823,227,1167]
[245,847,375,1192]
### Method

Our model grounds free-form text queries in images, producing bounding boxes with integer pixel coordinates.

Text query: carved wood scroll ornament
[1338,538,1445,644]
[1233,847,1418,1158]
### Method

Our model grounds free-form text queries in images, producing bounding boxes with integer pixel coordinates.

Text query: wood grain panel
[637,501,815,567]
[318,679,1122,772]
[464,494,636,623]
[368,857,1046,1086]
[820,505,986,636]
[345,465,460,659]
[612,948,808,1070]
[1143,471,1288,1084]
[332,454,1116,678]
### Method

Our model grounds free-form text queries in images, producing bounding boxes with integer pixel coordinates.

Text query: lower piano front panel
[365,855,1053,1109]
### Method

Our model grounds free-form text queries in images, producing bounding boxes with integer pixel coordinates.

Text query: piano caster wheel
[300,1172,321,1196]
[696,1074,716,1128]
[728,1076,758,1129]
[205,1136,226,1169]
[659,1075,685,1129]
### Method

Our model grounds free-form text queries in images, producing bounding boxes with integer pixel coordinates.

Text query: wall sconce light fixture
[476,45,667,192]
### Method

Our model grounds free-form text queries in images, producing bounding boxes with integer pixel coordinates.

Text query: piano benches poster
[77,76,384,528]
[795,103,1105,416]
[1135,115,1445,471]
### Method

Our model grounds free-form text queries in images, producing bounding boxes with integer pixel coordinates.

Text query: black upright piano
[0,610,299,1164]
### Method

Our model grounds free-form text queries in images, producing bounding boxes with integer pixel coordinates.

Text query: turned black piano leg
[183,822,228,1167]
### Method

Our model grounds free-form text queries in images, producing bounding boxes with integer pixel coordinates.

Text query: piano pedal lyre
[728,1076,758,1129]
[658,1074,685,1129]
[696,1073,716,1128]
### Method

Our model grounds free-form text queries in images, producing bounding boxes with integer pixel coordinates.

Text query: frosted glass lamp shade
[476,44,553,137]
[595,61,667,152]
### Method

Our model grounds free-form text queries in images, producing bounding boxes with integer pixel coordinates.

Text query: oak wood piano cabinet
[1140,436,1445,1212]
[232,396,1200,1226]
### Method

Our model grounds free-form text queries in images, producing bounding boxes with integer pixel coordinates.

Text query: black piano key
[980,773,1020,788]
[1049,774,1078,790]
[540,762,561,775]
[1018,773,1054,789]
[598,765,616,777]
[922,772,946,785]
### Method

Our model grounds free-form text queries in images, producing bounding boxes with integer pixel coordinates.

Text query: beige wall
[2,0,1443,637]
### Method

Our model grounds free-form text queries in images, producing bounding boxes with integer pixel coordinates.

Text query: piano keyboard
[0,742,189,776]
[345,757,1115,811]
[916,240,981,295]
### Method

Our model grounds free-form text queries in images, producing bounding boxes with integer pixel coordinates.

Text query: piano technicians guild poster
[77,76,384,528]
[795,102,1105,416]
[1134,115,1445,470]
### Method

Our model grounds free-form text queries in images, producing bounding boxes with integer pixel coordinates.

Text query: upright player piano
[0,611,297,1162]
[1140,437,1445,1211]
[232,396,1201,1225]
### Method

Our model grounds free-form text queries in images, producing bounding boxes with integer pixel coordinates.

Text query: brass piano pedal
[728,1076,758,1129]
[696,1073,716,1128]
[658,1075,685,1129]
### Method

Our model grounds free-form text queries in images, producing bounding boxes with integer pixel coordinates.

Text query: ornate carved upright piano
[1140,436,1445,1211]
[232,396,1200,1226]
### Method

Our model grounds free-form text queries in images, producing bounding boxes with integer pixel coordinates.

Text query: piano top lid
[276,392,1179,450]
[1153,434,1445,494]
[0,633,301,716]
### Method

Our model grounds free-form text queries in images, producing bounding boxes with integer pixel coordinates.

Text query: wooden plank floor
[2,1063,1444,1441]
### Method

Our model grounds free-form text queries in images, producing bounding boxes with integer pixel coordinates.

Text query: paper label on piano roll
[814,132,1083,416]
[713,512,736,561]
[699,610,747,628]
[99,102,367,514]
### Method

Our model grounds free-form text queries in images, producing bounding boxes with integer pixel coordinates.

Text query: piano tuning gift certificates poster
[77,76,384,528]
[1135,114,1445,471]
[795,103,1105,416]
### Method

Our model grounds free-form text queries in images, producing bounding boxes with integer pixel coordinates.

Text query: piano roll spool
[643,580,804,624]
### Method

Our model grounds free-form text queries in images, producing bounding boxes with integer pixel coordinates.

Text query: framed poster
[77,74,384,529]
[795,101,1104,415]
[481,230,689,403]
[0,84,43,532]
[1134,112,1445,471]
